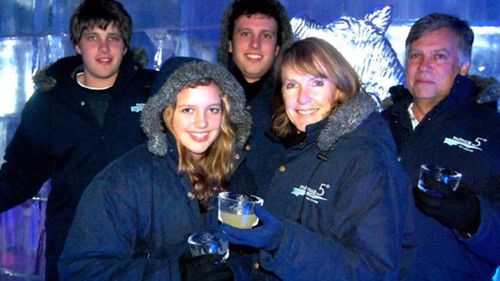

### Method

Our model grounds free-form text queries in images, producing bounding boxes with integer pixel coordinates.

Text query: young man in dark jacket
[217,0,293,192]
[0,1,156,280]
[382,13,500,281]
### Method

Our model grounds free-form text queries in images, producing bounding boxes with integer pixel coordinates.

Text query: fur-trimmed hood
[141,57,252,156]
[470,75,500,105]
[32,48,150,92]
[216,0,293,66]
[317,92,379,152]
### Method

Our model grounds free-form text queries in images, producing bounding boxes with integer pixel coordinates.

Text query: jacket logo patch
[130,103,145,112]
[291,183,330,204]
[443,136,487,152]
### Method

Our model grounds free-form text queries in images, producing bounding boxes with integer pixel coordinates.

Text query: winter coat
[382,74,500,281]
[251,93,413,281]
[227,64,282,191]
[216,0,294,192]
[58,138,255,281]
[0,49,157,280]
[59,58,255,281]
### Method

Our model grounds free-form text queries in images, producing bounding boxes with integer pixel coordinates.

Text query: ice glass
[187,231,229,262]
[218,192,264,229]
[418,164,462,197]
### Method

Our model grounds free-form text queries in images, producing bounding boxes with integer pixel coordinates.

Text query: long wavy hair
[163,79,236,210]
[272,37,361,138]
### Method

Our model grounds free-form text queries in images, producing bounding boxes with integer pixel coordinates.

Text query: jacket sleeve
[58,164,183,281]
[459,197,500,264]
[258,161,409,281]
[0,92,51,212]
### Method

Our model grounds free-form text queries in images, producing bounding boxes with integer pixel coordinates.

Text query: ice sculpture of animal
[291,5,405,108]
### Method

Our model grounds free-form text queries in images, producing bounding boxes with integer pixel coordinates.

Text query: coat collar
[317,92,378,152]
[469,75,500,105]
[33,48,149,93]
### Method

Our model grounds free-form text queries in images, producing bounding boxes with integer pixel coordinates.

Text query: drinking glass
[418,164,462,197]
[218,192,263,229]
[187,231,229,262]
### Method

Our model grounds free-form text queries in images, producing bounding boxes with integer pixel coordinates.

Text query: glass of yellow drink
[218,192,264,229]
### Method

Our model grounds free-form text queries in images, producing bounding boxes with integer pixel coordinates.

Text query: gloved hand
[179,252,234,281]
[219,205,282,252]
[413,181,480,235]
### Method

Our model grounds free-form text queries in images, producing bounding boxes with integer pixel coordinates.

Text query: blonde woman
[59,58,253,281]
[221,38,413,280]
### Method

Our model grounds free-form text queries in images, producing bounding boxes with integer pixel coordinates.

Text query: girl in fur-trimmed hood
[59,57,254,280]
[141,57,252,205]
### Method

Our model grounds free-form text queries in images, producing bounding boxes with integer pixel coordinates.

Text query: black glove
[179,253,234,281]
[413,182,480,235]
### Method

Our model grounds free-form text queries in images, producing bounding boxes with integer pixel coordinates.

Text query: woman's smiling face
[281,65,337,132]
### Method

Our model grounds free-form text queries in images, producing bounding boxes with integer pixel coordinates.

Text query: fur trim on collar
[130,47,149,69]
[317,92,378,152]
[141,58,252,156]
[469,75,500,104]
[33,70,58,93]
[32,48,149,93]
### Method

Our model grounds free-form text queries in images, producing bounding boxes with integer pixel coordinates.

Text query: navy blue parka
[382,74,500,281]
[59,137,254,281]
[216,0,294,192]
[251,93,414,280]
[0,49,157,279]
[227,63,282,191]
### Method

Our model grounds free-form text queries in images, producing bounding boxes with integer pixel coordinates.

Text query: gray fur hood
[32,48,150,92]
[317,92,379,152]
[216,0,293,66]
[470,75,500,104]
[141,59,252,156]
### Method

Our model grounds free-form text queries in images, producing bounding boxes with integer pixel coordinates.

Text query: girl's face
[170,82,223,159]
[281,66,337,132]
